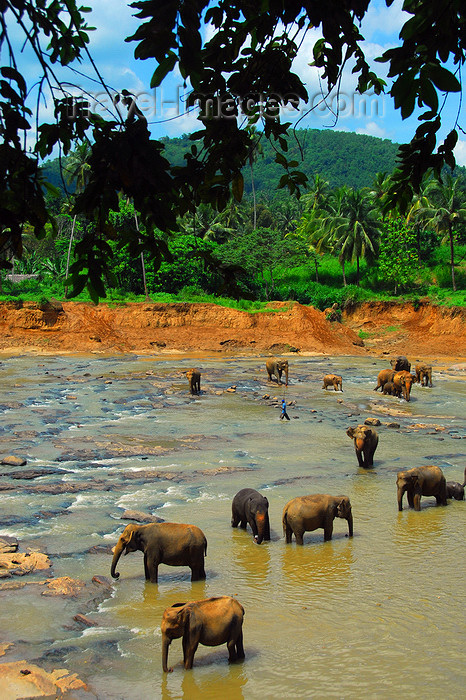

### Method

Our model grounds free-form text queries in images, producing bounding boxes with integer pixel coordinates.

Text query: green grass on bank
[1,248,465,310]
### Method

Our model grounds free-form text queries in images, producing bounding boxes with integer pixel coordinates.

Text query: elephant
[446,466,466,501]
[282,494,353,543]
[322,374,343,391]
[186,368,201,395]
[390,355,411,372]
[382,380,396,395]
[110,522,207,583]
[396,465,447,511]
[374,368,395,392]
[266,358,288,385]
[346,425,379,468]
[392,370,415,401]
[415,363,433,387]
[161,596,245,672]
[231,488,270,544]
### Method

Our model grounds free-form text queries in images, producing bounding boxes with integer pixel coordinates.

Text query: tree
[64,143,92,296]
[378,218,419,293]
[1,1,465,298]
[416,176,466,291]
[332,188,382,286]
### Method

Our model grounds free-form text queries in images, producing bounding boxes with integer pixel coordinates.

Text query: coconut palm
[308,186,382,286]
[64,143,92,296]
[415,176,466,291]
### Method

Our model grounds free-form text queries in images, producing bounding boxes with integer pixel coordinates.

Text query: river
[0,354,464,699]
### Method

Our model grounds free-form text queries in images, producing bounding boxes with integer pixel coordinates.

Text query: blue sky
[20,0,466,166]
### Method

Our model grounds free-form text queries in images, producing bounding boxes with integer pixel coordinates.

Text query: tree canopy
[1,0,465,299]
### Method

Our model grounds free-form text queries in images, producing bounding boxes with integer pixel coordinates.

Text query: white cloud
[454,139,466,167]
[360,0,407,41]
[356,121,388,139]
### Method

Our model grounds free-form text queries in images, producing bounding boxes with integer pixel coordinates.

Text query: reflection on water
[0,354,464,699]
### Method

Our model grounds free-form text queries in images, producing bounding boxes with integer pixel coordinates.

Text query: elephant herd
[112,353,462,672]
[374,355,433,401]
[110,487,355,671]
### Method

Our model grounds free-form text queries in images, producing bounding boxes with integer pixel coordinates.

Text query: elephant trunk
[111,538,125,579]
[346,512,353,537]
[254,512,267,544]
[162,636,171,673]
[397,486,404,511]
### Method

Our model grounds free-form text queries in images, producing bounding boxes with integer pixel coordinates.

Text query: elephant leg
[264,520,271,541]
[284,523,293,544]
[231,511,240,527]
[239,519,248,529]
[323,519,334,541]
[227,638,238,661]
[364,449,373,468]
[144,552,150,580]
[236,630,245,659]
[191,563,206,581]
[147,554,159,583]
[295,530,304,545]
[356,451,364,468]
[413,493,421,511]
[407,490,415,509]
[183,639,200,669]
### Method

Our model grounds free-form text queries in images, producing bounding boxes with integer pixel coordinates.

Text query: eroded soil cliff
[0,300,464,360]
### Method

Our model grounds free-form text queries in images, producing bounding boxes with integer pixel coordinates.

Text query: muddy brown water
[0,354,464,699]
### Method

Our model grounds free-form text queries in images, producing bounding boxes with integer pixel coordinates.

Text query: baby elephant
[322,374,343,391]
[282,494,353,544]
[161,596,245,672]
[186,368,201,395]
[346,425,379,468]
[446,466,466,500]
[231,488,270,544]
[382,381,396,395]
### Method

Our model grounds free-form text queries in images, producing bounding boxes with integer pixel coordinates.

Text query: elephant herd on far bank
[111,354,464,672]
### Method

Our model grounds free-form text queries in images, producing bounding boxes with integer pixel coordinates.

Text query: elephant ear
[346,427,355,439]
[122,524,137,547]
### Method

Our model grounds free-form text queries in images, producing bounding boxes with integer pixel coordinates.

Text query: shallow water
[0,354,465,699]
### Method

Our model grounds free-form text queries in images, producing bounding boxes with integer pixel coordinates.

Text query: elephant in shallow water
[111,522,207,583]
[374,369,395,392]
[346,425,379,468]
[390,356,411,372]
[322,374,343,391]
[393,370,415,401]
[266,358,288,385]
[415,363,433,387]
[186,368,201,395]
[396,465,447,511]
[446,466,466,500]
[161,596,245,672]
[282,494,353,543]
[231,488,270,544]
[382,381,396,395]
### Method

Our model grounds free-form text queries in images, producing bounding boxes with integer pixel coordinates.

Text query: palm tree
[415,176,466,291]
[309,186,382,286]
[64,143,92,296]
[246,126,263,230]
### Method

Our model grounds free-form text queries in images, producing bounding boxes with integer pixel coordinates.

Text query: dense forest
[5,128,466,309]
[43,128,400,195]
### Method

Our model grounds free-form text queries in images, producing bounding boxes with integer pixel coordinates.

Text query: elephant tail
[282,509,288,535]
[204,538,207,556]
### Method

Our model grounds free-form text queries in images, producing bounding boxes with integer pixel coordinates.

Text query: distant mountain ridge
[42,127,463,197]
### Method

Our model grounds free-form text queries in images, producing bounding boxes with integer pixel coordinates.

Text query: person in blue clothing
[280,398,290,420]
